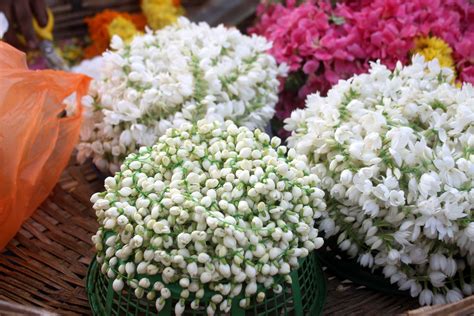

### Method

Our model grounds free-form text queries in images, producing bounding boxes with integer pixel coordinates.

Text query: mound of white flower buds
[91,120,325,315]
[285,56,474,306]
[77,17,286,174]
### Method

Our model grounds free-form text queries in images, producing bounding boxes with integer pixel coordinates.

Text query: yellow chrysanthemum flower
[107,16,140,44]
[142,0,184,30]
[414,36,455,70]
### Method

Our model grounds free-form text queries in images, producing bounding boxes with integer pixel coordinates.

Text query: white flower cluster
[91,120,325,315]
[72,56,104,80]
[77,17,285,174]
[0,12,8,39]
[285,56,474,306]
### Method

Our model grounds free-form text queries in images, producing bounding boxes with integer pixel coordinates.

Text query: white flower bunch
[72,56,105,80]
[285,56,474,306]
[91,120,325,315]
[0,12,8,39]
[77,17,285,174]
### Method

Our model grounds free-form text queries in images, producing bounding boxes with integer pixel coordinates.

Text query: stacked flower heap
[250,0,359,122]
[285,56,474,305]
[251,0,474,128]
[78,18,284,173]
[91,120,326,315]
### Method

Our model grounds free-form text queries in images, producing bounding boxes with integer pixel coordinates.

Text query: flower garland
[250,0,357,124]
[141,0,184,30]
[83,1,182,58]
[250,0,474,133]
[77,18,284,174]
[285,56,474,305]
[107,16,140,44]
[91,120,325,315]
[84,10,147,58]
[413,36,455,72]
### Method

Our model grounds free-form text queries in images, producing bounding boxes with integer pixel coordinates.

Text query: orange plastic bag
[0,42,91,249]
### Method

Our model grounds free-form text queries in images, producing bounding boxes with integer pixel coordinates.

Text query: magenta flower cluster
[250,0,474,124]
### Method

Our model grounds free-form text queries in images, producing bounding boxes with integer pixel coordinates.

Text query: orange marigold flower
[84,9,147,58]
[130,15,147,30]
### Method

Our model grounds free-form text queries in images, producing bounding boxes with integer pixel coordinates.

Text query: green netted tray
[86,252,326,315]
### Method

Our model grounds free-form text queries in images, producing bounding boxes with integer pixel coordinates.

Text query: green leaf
[330,14,345,25]
[431,99,447,111]
[284,71,307,92]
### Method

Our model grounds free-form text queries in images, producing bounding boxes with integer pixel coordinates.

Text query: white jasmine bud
[160,288,171,299]
[112,278,124,292]
[119,187,133,197]
[91,120,327,313]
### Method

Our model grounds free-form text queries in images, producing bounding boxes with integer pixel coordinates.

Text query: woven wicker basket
[0,160,102,315]
[0,300,57,316]
[406,296,474,315]
[0,158,473,315]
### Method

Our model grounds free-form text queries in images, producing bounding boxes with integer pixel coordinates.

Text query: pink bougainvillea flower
[251,0,474,132]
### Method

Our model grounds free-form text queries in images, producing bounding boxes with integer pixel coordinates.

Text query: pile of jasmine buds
[91,120,325,315]
[285,56,474,305]
[77,17,285,174]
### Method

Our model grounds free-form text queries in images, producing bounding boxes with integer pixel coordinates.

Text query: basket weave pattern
[1,158,464,315]
[0,159,102,315]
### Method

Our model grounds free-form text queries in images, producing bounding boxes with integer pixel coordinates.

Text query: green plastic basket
[86,252,326,315]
